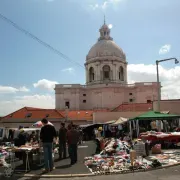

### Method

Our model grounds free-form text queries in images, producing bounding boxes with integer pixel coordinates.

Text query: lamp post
[65,106,69,122]
[77,111,80,121]
[156,58,179,112]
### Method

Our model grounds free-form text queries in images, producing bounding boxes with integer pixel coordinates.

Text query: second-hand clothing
[40,124,57,170]
[59,127,67,159]
[67,129,79,165]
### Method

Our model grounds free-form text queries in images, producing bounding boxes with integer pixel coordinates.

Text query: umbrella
[32,121,53,127]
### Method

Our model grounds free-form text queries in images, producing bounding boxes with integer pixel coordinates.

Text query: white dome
[87,39,126,61]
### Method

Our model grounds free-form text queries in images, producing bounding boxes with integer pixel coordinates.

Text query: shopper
[40,118,57,173]
[67,125,79,165]
[58,123,67,159]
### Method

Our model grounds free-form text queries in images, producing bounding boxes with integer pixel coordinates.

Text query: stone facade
[55,21,159,110]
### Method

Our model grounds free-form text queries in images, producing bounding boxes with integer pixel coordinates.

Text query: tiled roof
[93,109,110,112]
[58,110,93,121]
[1,107,110,122]
[2,107,64,120]
[112,103,153,112]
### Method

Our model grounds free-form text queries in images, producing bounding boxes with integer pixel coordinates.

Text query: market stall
[0,127,44,177]
[80,123,103,140]
[139,131,180,148]
[129,111,180,139]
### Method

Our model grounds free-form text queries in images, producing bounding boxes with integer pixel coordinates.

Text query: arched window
[103,65,110,80]
[89,67,95,82]
[119,66,124,81]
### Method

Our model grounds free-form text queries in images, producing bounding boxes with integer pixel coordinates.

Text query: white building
[55,21,159,110]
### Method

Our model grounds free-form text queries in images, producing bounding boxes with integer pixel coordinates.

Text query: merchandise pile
[148,150,180,166]
[84,138,152,175]
[0,149,9,167]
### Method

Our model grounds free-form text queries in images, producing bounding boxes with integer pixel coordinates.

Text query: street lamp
[156,58,179,112]
[65,106,69,122]
[77,111,80,121]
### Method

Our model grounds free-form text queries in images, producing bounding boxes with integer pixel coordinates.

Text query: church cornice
[84,58,127,66]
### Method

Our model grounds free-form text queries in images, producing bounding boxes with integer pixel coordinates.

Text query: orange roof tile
[58,110,93,121]
[2,107,64,120]
[112,103,153,112]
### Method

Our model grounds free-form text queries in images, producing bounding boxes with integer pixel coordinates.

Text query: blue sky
[0,0,180,115]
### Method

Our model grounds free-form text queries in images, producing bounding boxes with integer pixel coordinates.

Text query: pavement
[0,141,96,177]
[1,141,180,180]
[2,165,180,180]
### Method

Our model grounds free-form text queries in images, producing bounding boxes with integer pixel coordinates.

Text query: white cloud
[90,0,123,10]
[18,86,30,92]
[61,67,75,73]
[0,85,29,94]
[89,4,99,10]
[159,44,171,55]
[33,79,58,91]
[102,1,108,9]
[128,63,180,99]
[0,94,54,116]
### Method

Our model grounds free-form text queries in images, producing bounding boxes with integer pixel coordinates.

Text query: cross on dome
[98,16,113,41]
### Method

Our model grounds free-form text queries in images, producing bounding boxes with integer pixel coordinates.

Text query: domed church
[55,21,159,110]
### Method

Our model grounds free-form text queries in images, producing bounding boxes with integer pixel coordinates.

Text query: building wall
[55,82,159,110]
[93,111,144,123]
[153,100,180,115]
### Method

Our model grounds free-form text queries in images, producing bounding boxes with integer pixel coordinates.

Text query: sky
[0,0,180,115]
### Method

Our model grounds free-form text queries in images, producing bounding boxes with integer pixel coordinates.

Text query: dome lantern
[98,16,113,41]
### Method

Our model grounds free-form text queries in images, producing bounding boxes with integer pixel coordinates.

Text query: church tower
[85,19,127,86]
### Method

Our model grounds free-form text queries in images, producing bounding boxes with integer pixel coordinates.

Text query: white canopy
[111,117,128,125]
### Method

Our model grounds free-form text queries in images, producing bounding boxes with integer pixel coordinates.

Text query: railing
[55,82,158,89]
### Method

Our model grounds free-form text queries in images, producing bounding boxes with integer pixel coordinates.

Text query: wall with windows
[55,82,158,110]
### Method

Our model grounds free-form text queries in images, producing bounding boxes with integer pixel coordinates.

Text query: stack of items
[149,150,180,167]
[134,141,146,156]
[0,147,14,178]
[140,131,174,140]
[84,138,151,174]
[0,149,9,167]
